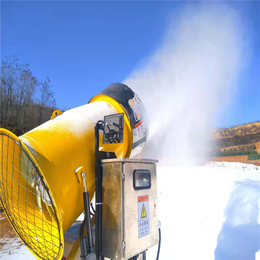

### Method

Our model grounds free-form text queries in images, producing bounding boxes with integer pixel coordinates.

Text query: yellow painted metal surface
[0,95,133,260]
[89,94,133,158]
[0,128,62,260]
[51,109,63,120]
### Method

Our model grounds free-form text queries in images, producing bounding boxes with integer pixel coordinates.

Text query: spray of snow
[125,4,245,164]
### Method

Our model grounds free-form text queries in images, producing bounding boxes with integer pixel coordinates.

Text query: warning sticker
[135,121,145,138]
[141,204,147,218]
[138,195,150,238]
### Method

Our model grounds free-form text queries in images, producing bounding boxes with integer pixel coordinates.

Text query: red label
[138,195,148,203]
[135,120,143,128]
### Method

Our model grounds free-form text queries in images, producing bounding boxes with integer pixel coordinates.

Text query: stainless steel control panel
[102,158,158,260]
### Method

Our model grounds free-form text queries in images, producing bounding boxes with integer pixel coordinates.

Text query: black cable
[90,202,96,215]
[156,228,161,260]
[79,217,86,238]
[106,124,114,143]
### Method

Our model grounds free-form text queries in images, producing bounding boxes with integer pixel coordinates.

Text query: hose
[156,228,161,260]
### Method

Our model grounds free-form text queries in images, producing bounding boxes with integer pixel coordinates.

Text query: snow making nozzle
[0,83,147,260]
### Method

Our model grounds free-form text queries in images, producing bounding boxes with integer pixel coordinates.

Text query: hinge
[122,241,126,250]
[121,173,125,181]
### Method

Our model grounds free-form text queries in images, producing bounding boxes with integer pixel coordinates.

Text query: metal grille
[0,133,61,260]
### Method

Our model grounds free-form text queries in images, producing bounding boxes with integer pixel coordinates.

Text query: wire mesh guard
[0,133,61,260]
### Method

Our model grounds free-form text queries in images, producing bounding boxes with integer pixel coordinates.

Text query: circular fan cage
[0,132,62,260]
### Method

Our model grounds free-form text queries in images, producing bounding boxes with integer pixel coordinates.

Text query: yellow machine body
[0,83,148,260]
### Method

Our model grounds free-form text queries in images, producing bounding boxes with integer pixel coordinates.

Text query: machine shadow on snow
[215,180,260,260]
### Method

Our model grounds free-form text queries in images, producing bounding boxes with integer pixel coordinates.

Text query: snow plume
[124,5,245,165]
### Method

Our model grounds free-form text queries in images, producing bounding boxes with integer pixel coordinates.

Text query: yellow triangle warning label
[141,204,147,219]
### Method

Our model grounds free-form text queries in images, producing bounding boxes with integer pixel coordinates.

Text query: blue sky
[1,1,259,128]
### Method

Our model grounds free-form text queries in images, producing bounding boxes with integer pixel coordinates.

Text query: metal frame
[95,120,105,260]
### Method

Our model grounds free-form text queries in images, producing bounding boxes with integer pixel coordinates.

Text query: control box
[102,158,158,259]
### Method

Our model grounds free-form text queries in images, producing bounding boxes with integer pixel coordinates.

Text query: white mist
[124,4,245,164]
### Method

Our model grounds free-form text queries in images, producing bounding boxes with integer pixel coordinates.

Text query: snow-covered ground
[1,162,260,260]
[147,162,260,260]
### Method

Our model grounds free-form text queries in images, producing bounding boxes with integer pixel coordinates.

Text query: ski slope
[1,162,260,260]
[147,162,260,260]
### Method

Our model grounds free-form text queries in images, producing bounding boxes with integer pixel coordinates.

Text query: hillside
[1,58,57,136]
[212,121,260,139]
[210,121,260,165]
[0,105,55,136]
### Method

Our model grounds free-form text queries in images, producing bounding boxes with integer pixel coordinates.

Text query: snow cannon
[0,83,160,260]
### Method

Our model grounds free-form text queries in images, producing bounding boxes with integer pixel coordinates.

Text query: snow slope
[147,162,260,260]
[1,162,259,260]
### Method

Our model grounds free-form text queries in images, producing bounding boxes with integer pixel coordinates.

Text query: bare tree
[38,76,56,125]
[0,57,57,135]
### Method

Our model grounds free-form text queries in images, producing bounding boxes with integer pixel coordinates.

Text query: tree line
[0,57,57,136]
[212,133,260,149]
[210,149,260,160]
